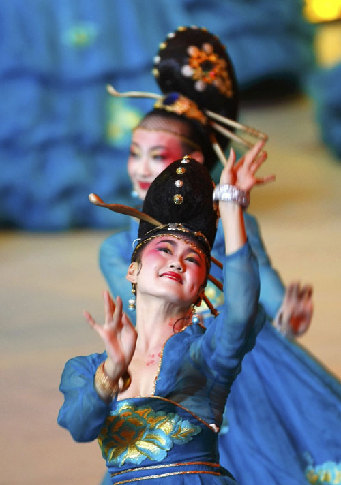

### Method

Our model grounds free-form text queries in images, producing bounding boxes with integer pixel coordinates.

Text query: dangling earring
[192,306,200,324]
[192,296,202,324]
[131,189,138,199]
[128,283,136,311]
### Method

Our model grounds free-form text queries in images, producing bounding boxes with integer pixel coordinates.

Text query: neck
[134,294,192,354]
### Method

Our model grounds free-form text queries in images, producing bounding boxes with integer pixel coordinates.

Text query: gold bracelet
[119,370,132,393]
[94,362,119,399]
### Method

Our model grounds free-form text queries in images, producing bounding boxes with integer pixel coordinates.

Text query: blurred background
[1,1,340,483]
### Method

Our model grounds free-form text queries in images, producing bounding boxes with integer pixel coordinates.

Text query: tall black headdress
[90,157,222,315]
[107,26,267,170]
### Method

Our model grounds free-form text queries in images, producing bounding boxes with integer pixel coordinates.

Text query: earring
[128,283,136,311]
[192,297,202,324]
[192,306,200,324]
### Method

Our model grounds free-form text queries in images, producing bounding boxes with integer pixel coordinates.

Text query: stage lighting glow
[304,0,341,22]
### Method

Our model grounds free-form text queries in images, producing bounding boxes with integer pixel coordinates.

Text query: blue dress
[58,244,265,484]
[99,215,341,485]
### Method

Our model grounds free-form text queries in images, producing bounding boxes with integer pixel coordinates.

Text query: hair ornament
[89,193,162,227]
[180,41,233,98]
[107,83,267,166]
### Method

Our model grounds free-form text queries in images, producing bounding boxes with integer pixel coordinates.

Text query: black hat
[89,157,218,263]
[89,157,221,315]
[134,156,218,262]
[153,26,239,125]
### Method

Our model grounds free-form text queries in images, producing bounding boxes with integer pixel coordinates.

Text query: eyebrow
[155,239,177,247]
[149,146,168,151]
[131,142,167,151]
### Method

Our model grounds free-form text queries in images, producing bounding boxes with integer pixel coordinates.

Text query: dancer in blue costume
[100,26,310,332]
[58,148,272,483]
[97,27,341,485]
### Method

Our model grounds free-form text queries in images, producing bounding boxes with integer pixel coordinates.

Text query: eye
[151,152,167,161]
[157,246,171,254]
[186,256,200,265]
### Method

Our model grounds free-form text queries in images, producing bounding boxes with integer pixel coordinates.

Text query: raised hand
[273,282,314,338]
[84,291,137,381]
[220,140,275,192]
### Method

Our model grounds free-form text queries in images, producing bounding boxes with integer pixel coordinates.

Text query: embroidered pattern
[305,461,341,484]
[98,403,201,466]
[181,43,233,97]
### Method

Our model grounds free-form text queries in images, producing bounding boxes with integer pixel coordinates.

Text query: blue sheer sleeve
[190,243,264,389]
[57,352,111,442]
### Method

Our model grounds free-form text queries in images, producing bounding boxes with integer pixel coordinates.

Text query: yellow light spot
[304,0,341,22]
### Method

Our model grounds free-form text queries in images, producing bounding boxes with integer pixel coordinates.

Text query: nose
[169,260,183,272]
[138,155,152,178]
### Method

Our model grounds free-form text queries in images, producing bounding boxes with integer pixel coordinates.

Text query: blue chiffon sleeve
[57,352,111,442]
[190,243,264,388]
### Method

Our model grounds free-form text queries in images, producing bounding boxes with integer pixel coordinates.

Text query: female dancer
[58,146,270,484]
[100,26,312,335]
[96,27,341,484]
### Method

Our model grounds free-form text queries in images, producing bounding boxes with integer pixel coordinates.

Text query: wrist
[213,184,249,209]
[94,361,132,403]
[94,361,119,402]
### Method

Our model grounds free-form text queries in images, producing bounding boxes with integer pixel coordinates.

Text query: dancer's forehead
[134,113,201,152]
[136,112,192,136]
[131,127,185,150]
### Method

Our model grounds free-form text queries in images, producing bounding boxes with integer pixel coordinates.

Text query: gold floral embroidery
[98,403,201,466]
[181,43,233,98]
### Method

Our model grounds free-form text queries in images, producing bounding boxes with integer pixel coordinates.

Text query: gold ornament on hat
[181,42,233,98]
[173,194,183,205]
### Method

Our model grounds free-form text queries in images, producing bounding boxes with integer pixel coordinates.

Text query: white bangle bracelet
[212,184,250,209]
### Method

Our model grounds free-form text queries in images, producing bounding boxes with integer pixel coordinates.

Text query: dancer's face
[127,235,207,307]
[128,128,203,200]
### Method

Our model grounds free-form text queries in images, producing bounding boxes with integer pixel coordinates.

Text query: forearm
[219,201,247,255]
